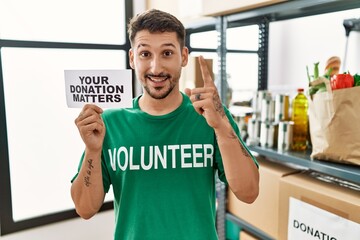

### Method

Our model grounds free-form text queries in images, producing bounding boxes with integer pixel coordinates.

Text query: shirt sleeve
[100,150,111,193]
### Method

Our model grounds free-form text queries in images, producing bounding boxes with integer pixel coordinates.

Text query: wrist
[85,148,102,158]
[213,117,237,139]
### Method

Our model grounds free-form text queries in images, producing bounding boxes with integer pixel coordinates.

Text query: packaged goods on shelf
[260,96,275,123]
[274,94,290,122]
[259,122,278,148]
[246,117,260,146]
[309,81,360,165]
[277,121,294,152]
[291,88,309,151]
[252,90,271,119]
[248,90,292,151]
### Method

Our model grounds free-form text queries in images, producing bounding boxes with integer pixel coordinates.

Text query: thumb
[184,88,191,97]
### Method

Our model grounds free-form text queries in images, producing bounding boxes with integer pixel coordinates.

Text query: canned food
[274,94,290,122]
[277,121,294,151]
[247,117,260,146]
[260,122,277,148]
[260,97,274,122]
[254,91,271,118]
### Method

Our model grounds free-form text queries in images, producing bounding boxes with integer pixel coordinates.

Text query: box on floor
[227,157,301,239]
[180,56,213,90]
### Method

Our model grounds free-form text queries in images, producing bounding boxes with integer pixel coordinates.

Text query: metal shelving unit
[249,146,360,185]
[217,0,360,238]
[226,213,274,240]
[229,146,360,239]
[226,0,360,23]
[186,1,360,238]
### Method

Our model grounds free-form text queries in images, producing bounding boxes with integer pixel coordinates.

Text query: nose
[149,56,163,75]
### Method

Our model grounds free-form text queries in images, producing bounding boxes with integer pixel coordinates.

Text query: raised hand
[185,55,226,129]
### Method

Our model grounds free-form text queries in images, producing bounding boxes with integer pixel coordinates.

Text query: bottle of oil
[291,88,308,151]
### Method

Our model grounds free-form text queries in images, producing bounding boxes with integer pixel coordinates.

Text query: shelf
[248,145,360,185]
[226,0,360,24]
[226,213,274,240]
[186,0,360,31]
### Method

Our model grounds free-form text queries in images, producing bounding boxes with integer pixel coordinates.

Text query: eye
[140,51,151,58]
[163,50,173,57]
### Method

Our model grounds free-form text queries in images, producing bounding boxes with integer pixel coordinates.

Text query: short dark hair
[127,9,186,48]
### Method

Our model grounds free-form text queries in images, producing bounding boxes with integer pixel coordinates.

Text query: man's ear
[129,48,135,69]
[181,47,189,67]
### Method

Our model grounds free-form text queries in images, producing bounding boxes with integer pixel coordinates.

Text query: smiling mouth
[146,74,171,83]
[148,76,168,82]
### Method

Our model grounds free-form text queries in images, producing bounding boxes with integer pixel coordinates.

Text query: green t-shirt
[74,92,256,240]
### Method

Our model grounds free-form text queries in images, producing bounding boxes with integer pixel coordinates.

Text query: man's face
[129,30,188,99]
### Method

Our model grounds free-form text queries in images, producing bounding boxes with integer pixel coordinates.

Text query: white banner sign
[288,197,360,240]
[64,69,133,108]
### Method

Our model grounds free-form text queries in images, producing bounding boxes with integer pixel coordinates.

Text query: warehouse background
[0,0,359,239]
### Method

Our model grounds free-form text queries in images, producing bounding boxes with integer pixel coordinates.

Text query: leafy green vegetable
[354,74,360,86]
[307,62,326,96]
[309,82,326,95]
[314,62,319,79]
[324,67,333,79]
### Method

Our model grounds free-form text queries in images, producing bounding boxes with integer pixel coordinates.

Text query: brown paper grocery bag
[308,78,360,165]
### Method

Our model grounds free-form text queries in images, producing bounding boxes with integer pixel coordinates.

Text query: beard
[142,70,181,99]
[143,84,175,99]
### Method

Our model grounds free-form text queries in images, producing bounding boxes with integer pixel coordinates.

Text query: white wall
[0,1,145,239]
[0,211,114,240]
[268,8,360,98]
[146,0,205,25]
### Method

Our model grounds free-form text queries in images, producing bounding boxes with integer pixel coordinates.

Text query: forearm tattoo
[240,143,251,158]
[84,159,94,187]
[213,93,226,118]
[213,91,251,158]
[222,129,252,158]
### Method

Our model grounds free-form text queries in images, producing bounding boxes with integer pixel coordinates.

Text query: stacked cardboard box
[227,157,300,239]
[179,56,213,91]
[279,171,360,240]
[228,157,360,240]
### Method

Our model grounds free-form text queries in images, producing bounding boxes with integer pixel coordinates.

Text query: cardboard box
[202,0,286,16]
[180,56,213,91]
[239,230,259,240]
[227,157,300,239]
[279,171,360,240]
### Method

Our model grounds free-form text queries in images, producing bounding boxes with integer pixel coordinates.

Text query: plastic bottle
[291,88,308,151]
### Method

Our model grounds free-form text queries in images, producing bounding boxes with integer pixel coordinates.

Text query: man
[71,9,259,240]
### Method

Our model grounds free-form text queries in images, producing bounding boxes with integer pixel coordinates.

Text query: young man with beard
[71,9,259,240]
